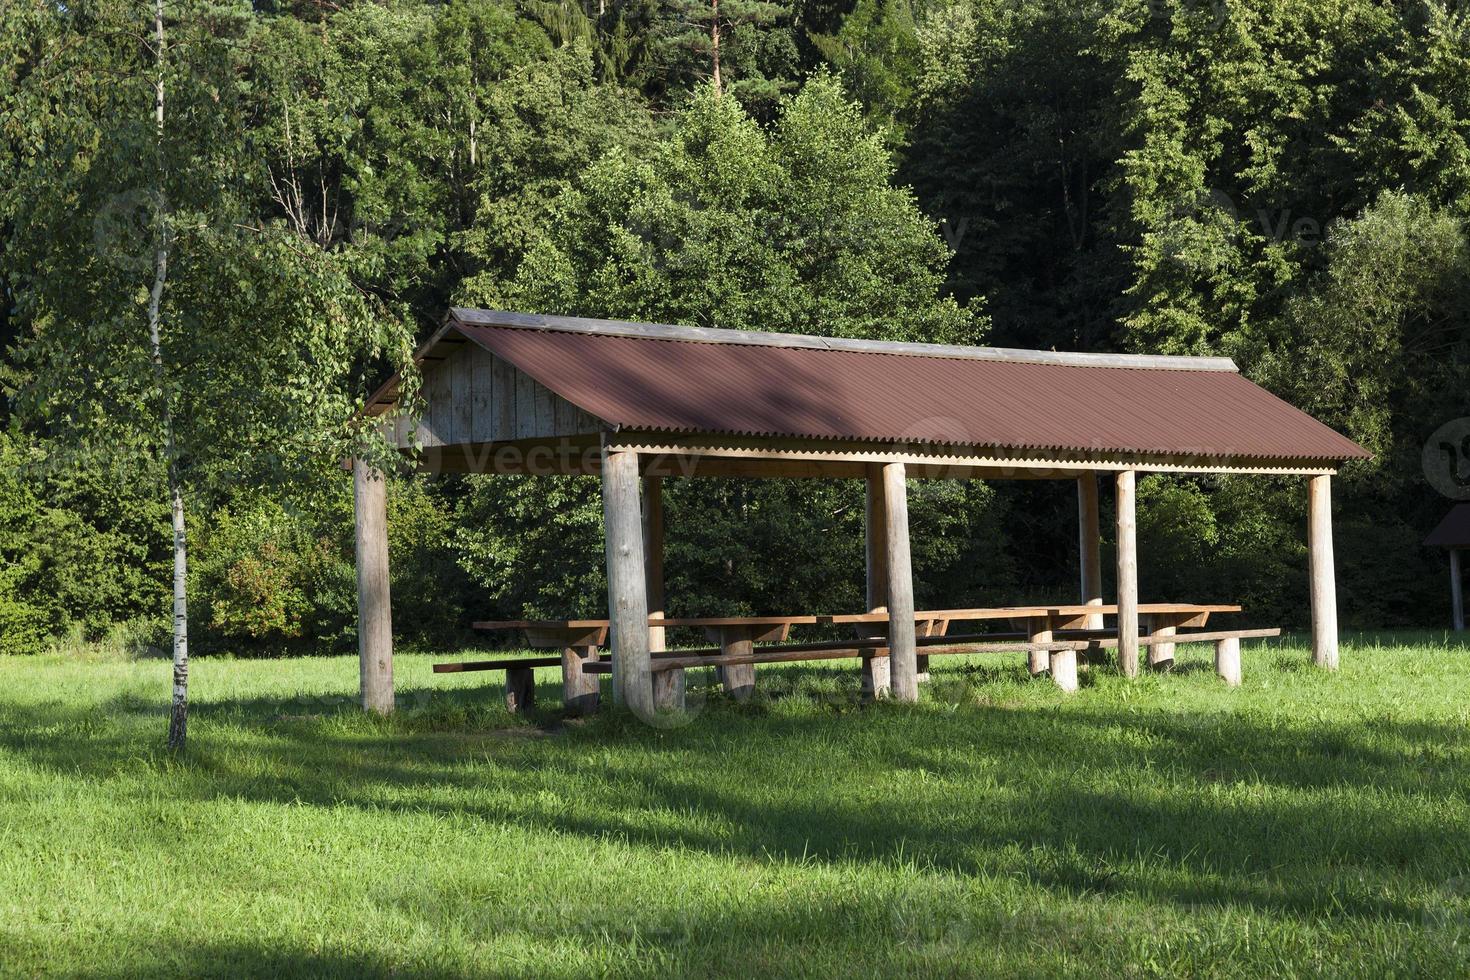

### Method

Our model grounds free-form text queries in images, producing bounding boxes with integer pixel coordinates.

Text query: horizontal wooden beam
[642,627,1282,672]
[433,657,564,673]
[606,433,1340,478]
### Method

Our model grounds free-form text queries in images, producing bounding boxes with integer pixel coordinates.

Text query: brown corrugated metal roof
[1425,504,1470,547]
[439,309,1368,464]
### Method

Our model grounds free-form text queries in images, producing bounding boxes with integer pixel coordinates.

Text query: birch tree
[2,0,411,749]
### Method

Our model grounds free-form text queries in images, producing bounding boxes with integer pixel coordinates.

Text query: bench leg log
[1215,636,1242,687]
[862,652,891,700]
[1148,615,1177,672]
[561,645,600,716]
[916,654,931,684]
[720,631,758,702]
[723,662,755,701]
[505,666,536,714]
[653,668,685,712]
[1028,618,1051,677]
[1050,648,1079,692]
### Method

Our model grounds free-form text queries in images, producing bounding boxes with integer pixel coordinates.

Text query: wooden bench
[440,620,611,715]
[441,604,1269,714]
[652,616,817,701]
[629,625,1277,689]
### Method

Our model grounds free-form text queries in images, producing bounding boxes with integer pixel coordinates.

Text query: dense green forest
[2,0,1469,659]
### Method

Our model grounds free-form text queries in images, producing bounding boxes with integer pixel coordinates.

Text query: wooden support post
[505,666,536,713]
[883,462,919,702]
[1308,474,1339,669]
[1027,617,1051,677]
[644,475,683,711]
[602,447,653,715]
[863,466,891,699]
[1215,636,1242,687]
[1115,469,1139,678]
[352,459,394,715]
[1451,549,1464,632]
[1051,648,1079,692]
[562,645,600,716]
[1078,472,1104,630]
[1148,615,1177,671]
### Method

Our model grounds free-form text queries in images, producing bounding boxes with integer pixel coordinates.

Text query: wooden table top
[474,604,1243,632]
[473,615,819,631]
[655,615,819,628]
[820,603,1241,624]
[472,619,611,631]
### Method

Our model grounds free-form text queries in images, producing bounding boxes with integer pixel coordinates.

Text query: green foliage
[808,0,921,132]
[455,475,608,619]
[0,432,170,653]
[387,477,477,648]
[1253,193,1470,471]
[476,72,980,342]
[190,495,363,652]
[4,0,1470,651]
[190,479,472,653]
[651,0,796,112]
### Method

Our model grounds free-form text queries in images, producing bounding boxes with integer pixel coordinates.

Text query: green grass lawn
[1,634,1468,977]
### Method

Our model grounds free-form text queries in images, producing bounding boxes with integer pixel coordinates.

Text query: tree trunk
[165,468,189,749]
[710,0,722,97]
[150,0,190,751]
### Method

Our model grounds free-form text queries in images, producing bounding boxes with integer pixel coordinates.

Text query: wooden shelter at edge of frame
[1425,503,1470,632]
[349,307,1371,714]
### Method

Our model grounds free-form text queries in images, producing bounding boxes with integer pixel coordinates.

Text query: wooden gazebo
[1425,503,1470,631]
[352,309,1370,714]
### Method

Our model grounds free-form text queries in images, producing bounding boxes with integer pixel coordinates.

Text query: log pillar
[883,462,919,702]
[863,466,891,699]
[1451,549,1464,632]
[644,476,683,711]
[1115,469,1139,678]
[602,447,653,715]
[1307,474,1339,670]
[504,667,535,713]
[1077,472,1104,630]
[718,631,756,701]
[352,458,394,714]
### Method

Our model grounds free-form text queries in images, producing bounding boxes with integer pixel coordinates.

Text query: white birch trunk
[149,0,189,751]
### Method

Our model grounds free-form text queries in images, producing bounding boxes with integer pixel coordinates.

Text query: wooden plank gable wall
[406,342,603,448]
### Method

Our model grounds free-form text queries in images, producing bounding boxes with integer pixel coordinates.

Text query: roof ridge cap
[449,308,1238,373]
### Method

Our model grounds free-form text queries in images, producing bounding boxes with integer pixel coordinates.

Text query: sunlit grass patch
[1,633,1468,976]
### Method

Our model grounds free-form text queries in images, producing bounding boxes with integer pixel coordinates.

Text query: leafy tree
[2,0,410,746]
[456,75,988,621]
[808,0,922,133]
[475,73,979,341]
[903,0,1125,349]
[652,0,796,109]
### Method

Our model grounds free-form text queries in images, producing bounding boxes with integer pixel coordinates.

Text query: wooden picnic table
[821,603,1242,688]
[472,614,819,703]
[465,603,1247,706]
[653,616,819,700]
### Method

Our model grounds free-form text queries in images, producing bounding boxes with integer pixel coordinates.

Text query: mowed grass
[1,634,1468,977]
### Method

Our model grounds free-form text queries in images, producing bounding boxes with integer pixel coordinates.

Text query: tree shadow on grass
[4,661,1468,937]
